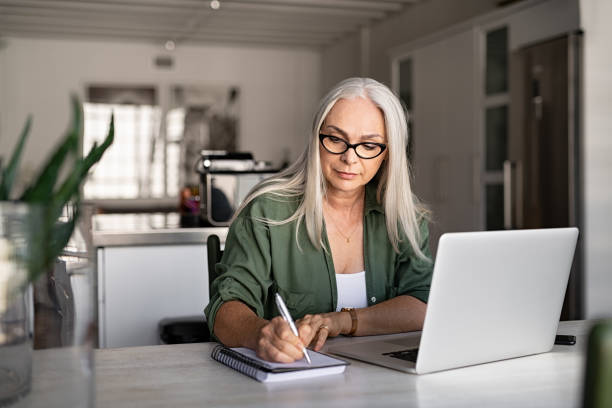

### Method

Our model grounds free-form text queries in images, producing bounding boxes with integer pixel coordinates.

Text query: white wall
[0,37,321,189]
[369,0,498,85]
[321,0,581,91]
[580,0,612,319]
[505,0,580,50]
[321,34,361,92]
[322,0,499,90]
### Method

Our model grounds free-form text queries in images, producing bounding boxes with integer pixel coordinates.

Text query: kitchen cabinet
[97,244,209,348]
[92,213,227,348]
[394,27,480,254]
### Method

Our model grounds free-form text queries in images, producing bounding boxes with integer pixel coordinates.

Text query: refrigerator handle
[503,160,523,229]
[503,160,516,230]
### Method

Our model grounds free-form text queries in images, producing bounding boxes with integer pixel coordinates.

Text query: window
[83,102,163,199]
[83,84,240,201]
[83,86,163,199]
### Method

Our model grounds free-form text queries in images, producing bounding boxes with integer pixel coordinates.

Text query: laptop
[328,228,579,374]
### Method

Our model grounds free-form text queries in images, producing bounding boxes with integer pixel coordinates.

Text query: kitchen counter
[92,212,228,347]
[92,212,229,247]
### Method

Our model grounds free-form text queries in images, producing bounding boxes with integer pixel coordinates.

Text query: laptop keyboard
[383,348,419,362]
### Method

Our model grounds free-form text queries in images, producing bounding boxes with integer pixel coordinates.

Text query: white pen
[274,292,312,364]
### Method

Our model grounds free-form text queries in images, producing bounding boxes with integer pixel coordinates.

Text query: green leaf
[20,97,81,203]
[49,207,79,257]
[48,159,86,221]
[26,206,79,284]
[0,116,32,200]
[50,114,114,219]
[83,113,114,168]
[6,96,114,284]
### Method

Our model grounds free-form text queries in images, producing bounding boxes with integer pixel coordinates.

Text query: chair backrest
[206,234,223,287]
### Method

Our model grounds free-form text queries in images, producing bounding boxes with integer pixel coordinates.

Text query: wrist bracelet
[341,307,358,336]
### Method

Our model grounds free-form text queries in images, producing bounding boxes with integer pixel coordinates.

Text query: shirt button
[370,296,376,303]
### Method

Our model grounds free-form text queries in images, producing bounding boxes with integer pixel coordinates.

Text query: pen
[274,292,312,364]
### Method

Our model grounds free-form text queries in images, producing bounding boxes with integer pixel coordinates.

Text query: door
[508,33,582,320]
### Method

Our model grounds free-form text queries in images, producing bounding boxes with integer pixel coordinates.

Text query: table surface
[28,320,592,408]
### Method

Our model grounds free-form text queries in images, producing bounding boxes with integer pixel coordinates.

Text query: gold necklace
[324,203,361,244]
[330,218,360,243]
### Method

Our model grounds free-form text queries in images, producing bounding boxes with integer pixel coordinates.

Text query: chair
[206,234,223,285]
[158,234,223,344]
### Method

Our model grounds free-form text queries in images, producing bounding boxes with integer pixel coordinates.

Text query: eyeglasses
[319,134,387,159]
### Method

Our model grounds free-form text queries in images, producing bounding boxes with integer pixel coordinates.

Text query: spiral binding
[211,345,265,381]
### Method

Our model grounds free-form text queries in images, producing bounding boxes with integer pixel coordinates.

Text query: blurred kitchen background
[1,0,610,348]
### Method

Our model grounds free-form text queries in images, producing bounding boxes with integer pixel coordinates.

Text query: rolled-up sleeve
[396,219,434,303]
[204,211,273,337]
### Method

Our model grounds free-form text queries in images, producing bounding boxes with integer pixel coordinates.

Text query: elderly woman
[204,77,432,363]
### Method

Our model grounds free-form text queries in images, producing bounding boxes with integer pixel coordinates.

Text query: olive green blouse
[204,184,433,337]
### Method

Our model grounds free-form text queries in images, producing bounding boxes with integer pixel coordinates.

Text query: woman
[204,77,432,363]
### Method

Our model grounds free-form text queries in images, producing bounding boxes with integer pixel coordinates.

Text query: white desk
[28,320,591,408]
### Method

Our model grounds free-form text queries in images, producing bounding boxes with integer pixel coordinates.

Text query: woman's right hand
[253,316,308,363]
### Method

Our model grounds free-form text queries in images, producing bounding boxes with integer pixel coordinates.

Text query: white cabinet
[97,244,208,348]
[394,28,480,253]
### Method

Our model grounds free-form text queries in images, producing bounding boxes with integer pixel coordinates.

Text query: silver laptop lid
[416,227,578,374]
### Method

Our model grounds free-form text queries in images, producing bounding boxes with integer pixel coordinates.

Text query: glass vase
[0,202,96,407]
[0,202,36,406]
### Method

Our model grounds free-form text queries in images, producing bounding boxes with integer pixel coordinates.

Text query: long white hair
[235,77,429,259]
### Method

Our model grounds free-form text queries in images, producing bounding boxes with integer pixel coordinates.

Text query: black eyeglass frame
[318,134,387,159]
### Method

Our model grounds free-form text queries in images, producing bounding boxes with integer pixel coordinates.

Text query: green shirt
[204,184,433,336]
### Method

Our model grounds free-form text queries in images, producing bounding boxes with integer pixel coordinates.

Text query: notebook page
[231,347,345,369]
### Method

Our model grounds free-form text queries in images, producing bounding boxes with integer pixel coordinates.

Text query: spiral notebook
[211,345,349,383]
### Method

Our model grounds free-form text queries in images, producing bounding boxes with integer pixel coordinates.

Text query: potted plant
[0,96,113,405]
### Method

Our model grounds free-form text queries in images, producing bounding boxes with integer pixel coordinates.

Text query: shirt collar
[364,182,384,215]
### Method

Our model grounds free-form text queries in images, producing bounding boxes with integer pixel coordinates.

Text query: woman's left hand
[295,312,346,351]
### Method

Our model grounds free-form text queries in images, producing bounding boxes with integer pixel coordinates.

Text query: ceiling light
[164,40,176,51]
[210,0,220,10]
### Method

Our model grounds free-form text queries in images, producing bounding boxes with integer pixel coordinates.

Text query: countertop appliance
[196,151,277,226]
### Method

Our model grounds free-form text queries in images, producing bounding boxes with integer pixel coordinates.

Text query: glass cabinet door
[483,26,509,230]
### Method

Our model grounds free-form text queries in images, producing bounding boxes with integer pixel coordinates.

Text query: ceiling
[0,0,423,49]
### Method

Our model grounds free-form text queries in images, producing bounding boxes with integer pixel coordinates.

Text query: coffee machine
[196,151,277,226]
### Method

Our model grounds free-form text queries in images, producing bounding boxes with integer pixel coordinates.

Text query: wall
[504,0,580,50]
[580,0,612,319]
[321,0,498,89]
[320,34,361,92]
[321,0,581,87]
[0,37,321,189]
[370,0,499,85]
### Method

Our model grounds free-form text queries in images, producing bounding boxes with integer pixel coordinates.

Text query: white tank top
[335,271,368,311]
